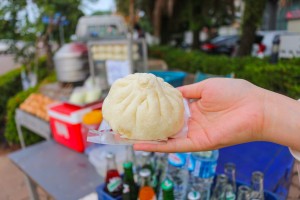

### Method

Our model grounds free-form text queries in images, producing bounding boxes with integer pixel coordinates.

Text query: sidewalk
[0,156,49,200]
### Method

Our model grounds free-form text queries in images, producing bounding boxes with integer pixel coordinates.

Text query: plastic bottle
[167,153,189,200]
[161,179,175,200]
[138,168,157,200]
[190,150,219,200]
[250,171,264,200]
[104,152,123,197]
[122,161,138,200]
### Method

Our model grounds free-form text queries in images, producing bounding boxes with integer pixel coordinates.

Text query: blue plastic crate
[97,180,280,200]
[217,142,294,199]
[148,70,187,87]
[96,184,122,200]
[235,181,280,200]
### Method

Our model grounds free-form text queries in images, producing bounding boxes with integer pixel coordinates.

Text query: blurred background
[0,0,300,200]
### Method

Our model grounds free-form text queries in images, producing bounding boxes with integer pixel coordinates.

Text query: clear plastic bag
[87,99,191,145]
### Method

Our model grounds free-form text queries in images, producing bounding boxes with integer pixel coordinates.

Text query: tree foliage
[115,0,235,47]
[0,0,84,69]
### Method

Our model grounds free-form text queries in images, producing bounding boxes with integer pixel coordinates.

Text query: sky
[22,0,116,23]
[81,0,116,15]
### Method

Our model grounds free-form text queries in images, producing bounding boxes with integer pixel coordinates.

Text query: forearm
[262,89,300,151]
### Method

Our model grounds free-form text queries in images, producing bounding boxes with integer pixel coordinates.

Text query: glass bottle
[104,152,123,197]
[187,191,201,200]
[154,153,168,198]
[141,151,154,174]
[161,179,174,200]
[211,174,228,200]
[139,168,156,200]
[122,161,138,200]
[250,171,264,200]
[224,162,237,193]
[237,186,251,200]
[224,162,237,200]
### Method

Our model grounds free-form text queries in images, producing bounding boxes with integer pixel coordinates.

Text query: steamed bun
[102,73,184,140]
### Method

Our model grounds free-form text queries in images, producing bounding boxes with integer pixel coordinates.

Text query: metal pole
[128,0,134,73]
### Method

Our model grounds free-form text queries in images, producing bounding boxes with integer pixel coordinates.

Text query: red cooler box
[48,103,93,152]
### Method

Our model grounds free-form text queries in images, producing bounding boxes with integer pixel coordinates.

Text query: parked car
[200,35,239,56]
[252,31,289,57]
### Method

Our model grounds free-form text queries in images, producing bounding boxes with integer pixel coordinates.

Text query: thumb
[177,82,205,99]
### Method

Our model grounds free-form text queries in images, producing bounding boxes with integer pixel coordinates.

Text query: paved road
[0,54,19,75]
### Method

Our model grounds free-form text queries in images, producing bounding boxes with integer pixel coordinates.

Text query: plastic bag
[87,99,191,145]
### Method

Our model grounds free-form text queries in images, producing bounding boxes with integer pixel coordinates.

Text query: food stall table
[8,140,103,200]
[15,109,51,148]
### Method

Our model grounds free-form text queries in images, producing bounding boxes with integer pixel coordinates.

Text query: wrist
[260,89,300,151]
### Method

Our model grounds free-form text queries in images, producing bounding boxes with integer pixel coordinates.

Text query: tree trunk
[192,29,200,49]
[41,16,59,70]
[237,0,267,57]
[153,0,164,42]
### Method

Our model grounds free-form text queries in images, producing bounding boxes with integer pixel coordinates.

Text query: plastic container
[48,103,92,152]
[82,110,103,149]
[149,70,187,87]
[216,141,294,199]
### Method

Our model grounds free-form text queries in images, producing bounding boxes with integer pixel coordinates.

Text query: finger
[177,82,205,99]
[133,138,195,153]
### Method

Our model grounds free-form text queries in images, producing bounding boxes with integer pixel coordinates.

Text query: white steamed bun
[102,73,184,140]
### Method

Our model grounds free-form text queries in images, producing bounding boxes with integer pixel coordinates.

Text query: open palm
[134,78,266,152]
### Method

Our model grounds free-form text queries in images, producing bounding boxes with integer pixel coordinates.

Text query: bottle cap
[106,152,115,159]
[123,161,133,169]
[188,191,201,200]
[161,179,173,191]
[139,168,151,177]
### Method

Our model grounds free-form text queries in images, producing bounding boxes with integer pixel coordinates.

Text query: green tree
[0,0,83,69]
[115,0,236,47]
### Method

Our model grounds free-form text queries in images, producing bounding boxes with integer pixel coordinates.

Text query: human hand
[134,78,267,152]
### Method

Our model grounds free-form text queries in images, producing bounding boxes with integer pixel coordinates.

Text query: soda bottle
[122,161,138,200]
[211,174,228,200]
[167,153,189,200]
[161,179,174,200]
[141,151,154,174]
[138,168,156,200]
[104,152,123,197]
[190,150,219,200]
[224,162,237,200]
[250,171,264,200]
[237,186,251,200]
[187,191,201,200]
